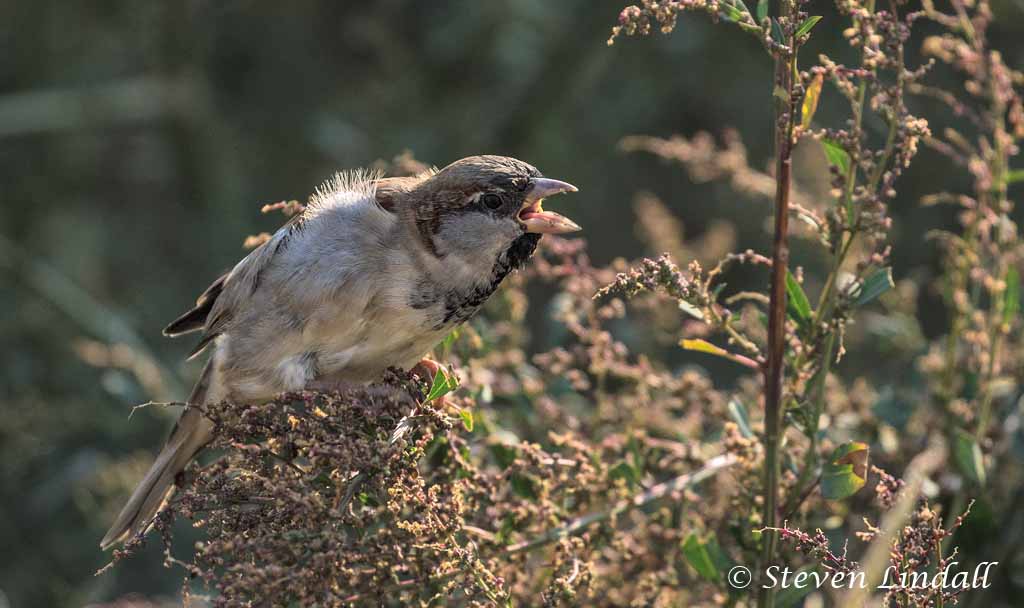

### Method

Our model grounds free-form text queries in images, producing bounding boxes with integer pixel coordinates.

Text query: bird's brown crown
[374,155,539,212]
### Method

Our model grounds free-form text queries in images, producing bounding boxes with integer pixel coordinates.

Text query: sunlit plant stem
[758,1,797,606]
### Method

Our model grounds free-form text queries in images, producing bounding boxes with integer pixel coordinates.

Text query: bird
[100,155,579,550]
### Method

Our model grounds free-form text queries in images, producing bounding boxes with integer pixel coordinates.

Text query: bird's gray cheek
[435,213,516,259]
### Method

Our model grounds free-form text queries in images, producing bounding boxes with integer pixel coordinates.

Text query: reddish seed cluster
[771,523,860,575]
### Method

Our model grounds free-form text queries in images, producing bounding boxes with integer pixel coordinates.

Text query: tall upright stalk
[758,1,796,605]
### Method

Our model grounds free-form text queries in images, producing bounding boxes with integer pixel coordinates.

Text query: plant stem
[789,0,895,518]
[976,293,1005,440]
[758,3,796,605]
[781,331,834,515]
[975,40,1010,441]
[941,1,1008,538]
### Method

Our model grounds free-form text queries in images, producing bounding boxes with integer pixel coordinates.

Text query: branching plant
[915,0,1024,521]
[96,0,1024,605]
[609,0,933,604]
[605,0,1021,606]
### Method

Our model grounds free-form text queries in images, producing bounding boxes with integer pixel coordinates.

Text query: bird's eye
[480,193,503,210]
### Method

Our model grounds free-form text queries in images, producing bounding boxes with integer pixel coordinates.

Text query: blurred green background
[3,1,1024,606]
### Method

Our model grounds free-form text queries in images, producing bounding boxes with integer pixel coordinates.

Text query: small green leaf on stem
[719,0,750,22]
[821,441,869,500]
[1004,267,1020,324]
[682,532,723,583]
[459,408,474,432]
[609,461,641,487]
[822,139,851,175]
[679,300,705,320]
[770,18,785,44]
[680,339,758,370]
[1005,169,1024,184]
[852,267,894,307]
[801,73,823,129]
[510,473,538,500]
[794,16,822,38]
[954,429,986,485]
[773,85,790,105]
[425,367,460,402]
[680,338,729,357]
[489,442,518,469]
[785,270,813,331]
[756,0,768,22]
[494,514,517,545]
[728,398,754,438]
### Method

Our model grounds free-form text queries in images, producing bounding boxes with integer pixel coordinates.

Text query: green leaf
[511,473,538,500]
[1005,169,1024,184]
[728,398,754,438]
[822,139,851,175]
[681,533,722,583]
[489,442,519,469]
[794,15,822,38]
[680,338,729,357]
[801,73,823,129]
[626,435,646,476]
[459,408,474,432]
[425,366,460,402]
[770,18,785,44]
[722,4,745,21]
[679,300,705,320]
[785,270,813,330]
[953,428,986,485]
[718,0,751,22]
[706,535,734,574]
[1005,267,1020,324]
[821,441,869,500]
[609,461,640,487]
[852,267,894,307]
[679,338,753,368]
[756,0,768,21]
[773,85,790,104]
[494,514,517,545]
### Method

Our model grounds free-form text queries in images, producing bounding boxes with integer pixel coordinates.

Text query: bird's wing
[164,170,403,361]
[162,273,228,337]
[164,216,303,359]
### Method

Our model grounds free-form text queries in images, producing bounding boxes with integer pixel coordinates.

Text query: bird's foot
[410,357,457,408]
[411,357,444,381]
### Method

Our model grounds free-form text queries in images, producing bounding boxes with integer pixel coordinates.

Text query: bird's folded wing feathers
[162,273,228,337]
[164,171,400,361]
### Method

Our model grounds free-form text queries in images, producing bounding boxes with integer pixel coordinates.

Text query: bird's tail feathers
[100,362,216,550]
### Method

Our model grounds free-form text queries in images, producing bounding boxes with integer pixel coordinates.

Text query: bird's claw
[411,357,455,409]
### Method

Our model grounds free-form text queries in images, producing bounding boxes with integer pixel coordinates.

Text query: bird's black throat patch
[502,232,542,273]
[411,232,541,330]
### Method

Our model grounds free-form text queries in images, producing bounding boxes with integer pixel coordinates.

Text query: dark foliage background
[2,1,1024,606]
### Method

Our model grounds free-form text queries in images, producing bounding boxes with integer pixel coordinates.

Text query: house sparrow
[100,155,579,549]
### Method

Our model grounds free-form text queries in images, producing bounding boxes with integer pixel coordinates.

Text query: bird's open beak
[518,178,581,234]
